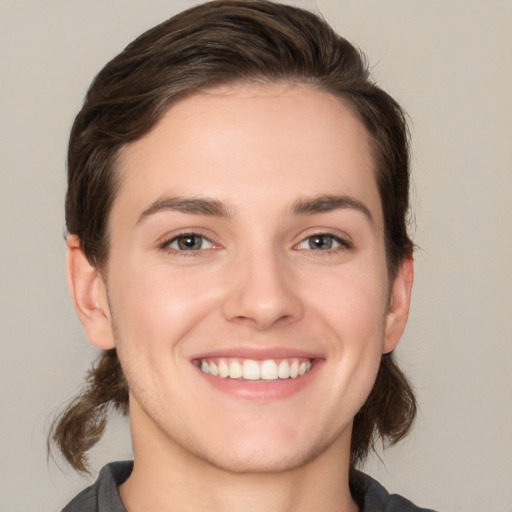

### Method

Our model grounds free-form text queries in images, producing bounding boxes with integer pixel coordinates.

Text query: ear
[66,235,115,350]
[383,255,414,354]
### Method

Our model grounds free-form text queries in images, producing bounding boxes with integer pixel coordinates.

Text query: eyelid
[156,228,352,254]
[294,230,353,251]
[169,235,214,251]
[158,229,221,253]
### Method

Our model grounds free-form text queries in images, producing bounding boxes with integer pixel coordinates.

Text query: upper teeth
[199,358,313,381]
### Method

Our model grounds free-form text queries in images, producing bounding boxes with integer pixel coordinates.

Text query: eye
[296,234,350,251]
[164,233,215,251]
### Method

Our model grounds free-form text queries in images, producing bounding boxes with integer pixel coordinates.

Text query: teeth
[218,360,230,378]
[242,359,260,380]
[210,362,219,376]
[290,360,299,378]
[198,357,313,381]
[260,360,278,380]
[229,360,243,379]
[278,360,290,379]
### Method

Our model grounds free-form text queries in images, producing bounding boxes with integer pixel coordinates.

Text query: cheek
[105,264,216,407]
[304,261,389,385]
[107,261,221,350]
[306,263,389,333]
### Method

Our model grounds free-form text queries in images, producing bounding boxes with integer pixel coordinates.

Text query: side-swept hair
[50,0,416,473]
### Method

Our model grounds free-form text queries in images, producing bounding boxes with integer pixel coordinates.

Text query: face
[73,83,411,474]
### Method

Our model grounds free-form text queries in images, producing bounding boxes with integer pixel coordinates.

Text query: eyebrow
[136,193,373,224]
[137,196,233,224]
[291,194,374,223]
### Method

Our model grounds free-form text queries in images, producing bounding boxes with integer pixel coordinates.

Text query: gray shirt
[61,461,437,512]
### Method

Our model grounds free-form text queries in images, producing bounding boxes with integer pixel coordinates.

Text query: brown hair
[51,0,416,473]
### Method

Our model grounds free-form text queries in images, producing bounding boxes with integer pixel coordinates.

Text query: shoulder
[60,461,133,512]
[350,470,439,512]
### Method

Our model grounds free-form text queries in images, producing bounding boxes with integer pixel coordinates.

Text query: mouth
[193,357,315,382]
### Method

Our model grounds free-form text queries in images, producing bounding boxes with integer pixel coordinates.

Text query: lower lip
[195,360,323,401]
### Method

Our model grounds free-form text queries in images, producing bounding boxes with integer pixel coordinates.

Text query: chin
[182,423,346,475]
[196,444,321,475]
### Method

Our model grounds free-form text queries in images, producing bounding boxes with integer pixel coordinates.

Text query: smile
[196,358,314,381]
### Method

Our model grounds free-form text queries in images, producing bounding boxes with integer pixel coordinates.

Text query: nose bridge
[222,242,302,329]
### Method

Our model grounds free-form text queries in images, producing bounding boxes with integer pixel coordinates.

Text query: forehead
[113,83,380,224]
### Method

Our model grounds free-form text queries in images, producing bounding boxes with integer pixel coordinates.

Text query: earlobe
[66,235,115,350]
[383,256,414,354]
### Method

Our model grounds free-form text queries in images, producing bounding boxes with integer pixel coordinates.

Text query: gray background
[1,1,511,511]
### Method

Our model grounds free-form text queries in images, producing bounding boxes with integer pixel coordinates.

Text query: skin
[67,83,413,512]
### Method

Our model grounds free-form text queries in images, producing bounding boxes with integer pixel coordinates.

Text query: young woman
[52,2,435,510]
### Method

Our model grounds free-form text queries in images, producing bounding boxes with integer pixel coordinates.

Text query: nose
[222,248,303,330]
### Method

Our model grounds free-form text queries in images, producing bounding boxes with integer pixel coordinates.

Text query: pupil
[179,235,201,250]
[310,235,332,250]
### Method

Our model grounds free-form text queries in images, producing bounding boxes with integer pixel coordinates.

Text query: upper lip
[190,346,323,361]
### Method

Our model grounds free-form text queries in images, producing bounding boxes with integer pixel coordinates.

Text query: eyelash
[295,233,352,253]
[159,232,217,255]
[159,232,352,255]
